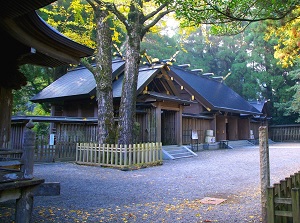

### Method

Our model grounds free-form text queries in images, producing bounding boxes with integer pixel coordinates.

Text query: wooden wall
[182,117,212,144]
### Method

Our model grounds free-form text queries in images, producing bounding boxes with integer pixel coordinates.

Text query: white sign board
[49,134,55,146]
[192,130,198,140]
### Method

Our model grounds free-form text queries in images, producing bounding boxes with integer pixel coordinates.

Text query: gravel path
[1,142,300,222]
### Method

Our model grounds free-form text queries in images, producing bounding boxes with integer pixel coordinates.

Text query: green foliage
[13,65,55,116]
[39,0,96,48]
[33,122,51,136]
[275,69,300,123]
[141,33,179,64]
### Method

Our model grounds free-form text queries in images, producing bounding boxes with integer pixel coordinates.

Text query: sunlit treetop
[265,7,300,68]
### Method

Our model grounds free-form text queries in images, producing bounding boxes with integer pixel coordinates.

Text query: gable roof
[31,59,125,103]
[169,66,261,115]
[249,100,267,113]
[112,64,164,98]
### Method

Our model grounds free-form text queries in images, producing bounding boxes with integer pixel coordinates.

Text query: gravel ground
[1,142,300,223]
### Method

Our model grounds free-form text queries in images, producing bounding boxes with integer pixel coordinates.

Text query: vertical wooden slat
[292,188,300,223]
[141,143,144,163]
[286,177,292,198]
[106,144,110,165]
[267,186,275,223]
[137,143,141,164]
[133,144,136,164]
[280,180,288,223]
[75,143,78,162]
[128,144,132,166]
[295,172,300,188]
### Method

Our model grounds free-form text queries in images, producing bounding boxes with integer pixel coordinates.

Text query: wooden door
[161,110,176,145]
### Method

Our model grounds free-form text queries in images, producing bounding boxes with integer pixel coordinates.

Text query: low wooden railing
[267,171,300,223]
[76,142,163,169]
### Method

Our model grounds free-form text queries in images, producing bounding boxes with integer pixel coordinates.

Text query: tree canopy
[174,0,299,35]
[18,0,299,141]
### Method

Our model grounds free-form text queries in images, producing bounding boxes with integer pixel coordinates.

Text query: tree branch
[143,2,169,22]
[105,2,130,31]
[142,9,174,37]
[204,1,298,23]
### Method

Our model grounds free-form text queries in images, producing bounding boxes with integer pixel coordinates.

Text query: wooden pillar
[259,126,270,223]
[21,120,35,179]
[175,105,182,145]
[0,87,13,148]
[155,104,161,143]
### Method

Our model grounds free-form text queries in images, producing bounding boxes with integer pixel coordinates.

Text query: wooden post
[267,187,275,223]
[259,126,270,223]
[21,119,35,179]
[0,87,13,148]
[292,188,300,223]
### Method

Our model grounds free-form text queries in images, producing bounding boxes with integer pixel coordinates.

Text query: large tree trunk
[0,87,13,148]
[94,8,115,144]
[118,26,142,145]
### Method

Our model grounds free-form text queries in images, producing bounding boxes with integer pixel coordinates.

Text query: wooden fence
[76,142,163,169]
[8,121,300,162]
[269,124,300,142]
[267,171,300,223]
[35,135,55,162]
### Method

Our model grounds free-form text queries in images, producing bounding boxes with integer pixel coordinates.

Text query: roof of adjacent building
[31,59,125,103]
[169,66,261,115]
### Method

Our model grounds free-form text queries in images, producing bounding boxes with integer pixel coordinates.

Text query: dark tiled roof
[170,66,261,115]
[31,59,125,102]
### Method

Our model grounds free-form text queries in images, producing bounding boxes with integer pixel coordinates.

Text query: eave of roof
[1,12,94,67]
[11,115,97,124]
